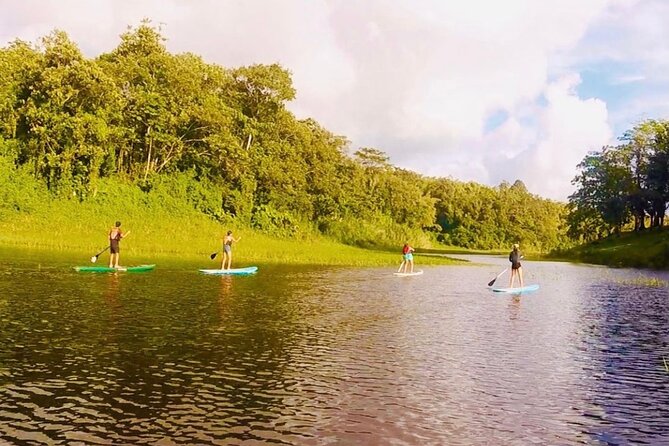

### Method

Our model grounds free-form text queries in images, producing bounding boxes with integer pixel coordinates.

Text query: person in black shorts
[109,221,130,268]
[508,243,524,288]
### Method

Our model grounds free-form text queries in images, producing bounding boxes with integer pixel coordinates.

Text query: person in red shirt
[398,242,415,273]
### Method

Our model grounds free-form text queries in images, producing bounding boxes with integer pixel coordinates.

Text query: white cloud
[1,0,667,201]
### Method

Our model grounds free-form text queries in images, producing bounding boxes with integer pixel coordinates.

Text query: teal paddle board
[74,264,156,273]
[199,266,258,275]
[492,284,539,293]
[393,270,423,277]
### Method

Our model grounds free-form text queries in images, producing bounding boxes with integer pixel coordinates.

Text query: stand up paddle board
[199,266,258,275]
[393,270,424,277]
[491,284,539,293]
[74,264,156,273]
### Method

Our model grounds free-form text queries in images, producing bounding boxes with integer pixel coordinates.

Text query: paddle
[210,252,218,260]
[487,268,508,287]
[90,246,110,263]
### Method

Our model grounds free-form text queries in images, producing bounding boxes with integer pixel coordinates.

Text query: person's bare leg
[519,267,524,288]
[226,253,233,270]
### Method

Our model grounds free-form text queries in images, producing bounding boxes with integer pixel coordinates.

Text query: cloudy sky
[2,0,668,200]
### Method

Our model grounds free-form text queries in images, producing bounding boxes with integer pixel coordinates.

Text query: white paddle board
[199,266,258,275]
[393,270,424,277]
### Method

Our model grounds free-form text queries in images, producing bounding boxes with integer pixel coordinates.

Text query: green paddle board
[74,264,156,273]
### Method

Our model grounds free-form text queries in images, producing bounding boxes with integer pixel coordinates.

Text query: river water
[0,248,668,445]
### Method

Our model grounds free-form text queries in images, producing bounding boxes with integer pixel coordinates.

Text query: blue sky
[1,0,668,200]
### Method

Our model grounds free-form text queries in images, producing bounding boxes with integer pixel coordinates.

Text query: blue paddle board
[492,284,539,293]
[199,266,258,275]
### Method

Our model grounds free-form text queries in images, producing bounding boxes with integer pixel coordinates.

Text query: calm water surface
[1,248,668,445]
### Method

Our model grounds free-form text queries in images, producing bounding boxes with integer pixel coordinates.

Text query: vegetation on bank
[0,165,463,266]
[550,228,669,269]
[0,22,570,258]
[568,120,669,242]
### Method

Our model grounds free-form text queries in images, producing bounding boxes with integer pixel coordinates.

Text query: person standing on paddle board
[108,221,130,269]
[399,243,415,273]
[221,230,241,270]
[508,243,524,288]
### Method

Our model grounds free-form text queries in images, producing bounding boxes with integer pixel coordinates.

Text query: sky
[1,0,668,201]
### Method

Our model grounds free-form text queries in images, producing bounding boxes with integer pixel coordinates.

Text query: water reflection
[0,251,668,444]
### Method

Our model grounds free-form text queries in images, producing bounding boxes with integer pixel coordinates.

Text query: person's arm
[122,230,131,238]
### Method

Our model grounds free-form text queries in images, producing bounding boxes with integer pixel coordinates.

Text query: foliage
[0,22,570,253]
[550,227,669,269]
[568,120,669,241]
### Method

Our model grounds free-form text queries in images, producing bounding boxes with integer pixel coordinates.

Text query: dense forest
[0,22,570,251]
[568,120,669,242]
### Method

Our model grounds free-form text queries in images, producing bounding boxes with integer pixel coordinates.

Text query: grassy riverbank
[0,198,463,268]
[549,228,669,269]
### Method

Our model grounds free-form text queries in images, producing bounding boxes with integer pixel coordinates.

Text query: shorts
[404,253,413,261]
[110,240,120,254]
[223,244,232,254]
[511,262,521,270]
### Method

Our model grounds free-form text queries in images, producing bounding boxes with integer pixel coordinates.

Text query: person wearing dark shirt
[508,243,523,288]
[109,221,130,268]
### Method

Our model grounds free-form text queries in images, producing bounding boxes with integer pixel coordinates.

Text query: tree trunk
[144,127,153,181]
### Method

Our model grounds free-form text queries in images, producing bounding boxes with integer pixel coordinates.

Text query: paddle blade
[487,277,497,287]
[210,252,218,260]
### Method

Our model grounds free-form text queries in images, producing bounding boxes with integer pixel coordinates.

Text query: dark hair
[227,230,232,235]
[115,221,121,227]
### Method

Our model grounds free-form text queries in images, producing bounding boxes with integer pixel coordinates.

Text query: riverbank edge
[0,229,467,268]
[546,228,669,269]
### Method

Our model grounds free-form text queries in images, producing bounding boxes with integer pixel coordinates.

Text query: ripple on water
[1,259,669,444]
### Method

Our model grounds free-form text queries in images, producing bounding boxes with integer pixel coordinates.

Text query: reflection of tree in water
[137,266,330,443]
[0,265,342,443]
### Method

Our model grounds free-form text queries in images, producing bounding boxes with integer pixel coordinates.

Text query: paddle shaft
[94,246,110,259]
[488,268,508,287]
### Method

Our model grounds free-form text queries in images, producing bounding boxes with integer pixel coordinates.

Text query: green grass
[0,200,464,267]
[550,227,669,269]
[615,276,669,288]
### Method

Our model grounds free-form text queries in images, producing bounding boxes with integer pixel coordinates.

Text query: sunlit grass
[550,228,669,269]
[0,206,464,267]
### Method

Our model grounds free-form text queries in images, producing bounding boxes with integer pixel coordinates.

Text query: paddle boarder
[109,221,130,269]
[508,243,523,288]
[221,230,242,270]
[399,242,415,273]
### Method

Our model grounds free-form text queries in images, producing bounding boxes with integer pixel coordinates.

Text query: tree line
[568,120,669,242]
[0,22,570,251]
